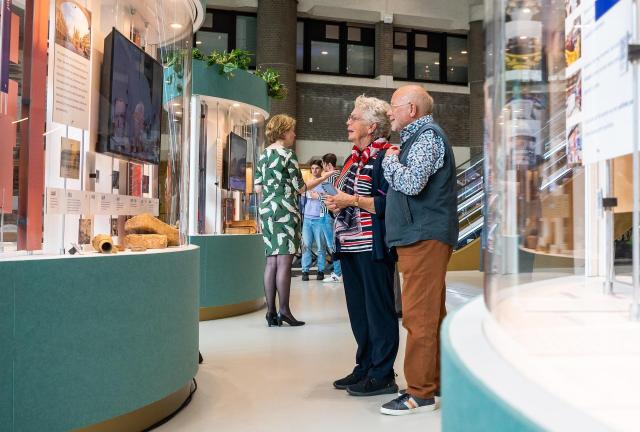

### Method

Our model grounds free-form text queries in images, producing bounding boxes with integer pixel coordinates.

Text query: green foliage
[191,48,287,101]
[192,48,205,61]
[255,67,288,100]
[203,48,253,77]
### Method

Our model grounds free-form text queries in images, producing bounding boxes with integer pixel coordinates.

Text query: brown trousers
[397,239,452,399]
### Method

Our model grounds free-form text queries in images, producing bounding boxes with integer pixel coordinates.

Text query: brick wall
[296,82,470,150]
[257,0,297,116]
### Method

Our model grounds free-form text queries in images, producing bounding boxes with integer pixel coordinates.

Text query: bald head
[387,85,435,131]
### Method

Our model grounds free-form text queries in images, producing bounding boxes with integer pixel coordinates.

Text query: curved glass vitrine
[0,0,198,258]
[483,1,640,428]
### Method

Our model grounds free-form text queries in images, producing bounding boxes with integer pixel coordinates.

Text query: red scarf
[350,138,393,170]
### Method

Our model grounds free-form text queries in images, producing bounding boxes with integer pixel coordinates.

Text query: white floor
[157,271,482,432]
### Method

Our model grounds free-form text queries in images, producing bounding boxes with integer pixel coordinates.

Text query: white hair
[354,95,392,138]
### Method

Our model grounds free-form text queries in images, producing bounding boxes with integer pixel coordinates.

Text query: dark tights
[264,254,298,319]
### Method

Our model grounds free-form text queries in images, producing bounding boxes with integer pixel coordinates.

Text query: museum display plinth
[0,246,199,432]
[190,234,265,320]
[441,295,608,432]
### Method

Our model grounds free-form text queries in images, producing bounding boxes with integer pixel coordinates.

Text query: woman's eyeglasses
[347,114,364,122]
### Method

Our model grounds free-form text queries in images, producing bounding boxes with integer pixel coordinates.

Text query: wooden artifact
[124,234,168,251]
[92,234,116,253]
[124,213,179,246]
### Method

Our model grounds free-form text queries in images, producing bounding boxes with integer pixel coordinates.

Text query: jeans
[302,217,325,273]
[320,213,342,277]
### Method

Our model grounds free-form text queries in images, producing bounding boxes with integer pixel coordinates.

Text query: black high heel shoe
[277,313,305,327]
[266,312,280,327]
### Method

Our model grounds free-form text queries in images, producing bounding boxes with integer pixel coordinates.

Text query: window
[446,35,469,84]
[393,29,468,85]
[298,19,375,77]
[296,22,304,70]
[194,9,257,68]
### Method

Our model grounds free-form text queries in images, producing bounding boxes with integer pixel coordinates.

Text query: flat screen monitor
[98,28,163,164]
[224,132,248,192]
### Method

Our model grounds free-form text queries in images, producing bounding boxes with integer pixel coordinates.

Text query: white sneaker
[322,272,342,283]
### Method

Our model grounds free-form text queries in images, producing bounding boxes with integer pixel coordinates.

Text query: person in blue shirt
[301,160,327,281]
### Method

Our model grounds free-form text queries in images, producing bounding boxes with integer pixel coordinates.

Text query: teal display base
[441,297,605,432]
[190,234,265,319]
[0,246,200,432]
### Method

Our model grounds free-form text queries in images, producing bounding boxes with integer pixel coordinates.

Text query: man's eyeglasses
[390,102,412,110]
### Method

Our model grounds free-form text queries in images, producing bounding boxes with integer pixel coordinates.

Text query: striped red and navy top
[335,156,379,253]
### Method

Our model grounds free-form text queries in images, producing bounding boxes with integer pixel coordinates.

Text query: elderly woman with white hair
[325,95,399,397]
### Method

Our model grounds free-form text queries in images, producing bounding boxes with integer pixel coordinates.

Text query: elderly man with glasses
[379,85,459,416]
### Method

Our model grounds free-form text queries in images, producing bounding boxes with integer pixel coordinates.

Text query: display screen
[98,28,163,164]
[226,132,247,191]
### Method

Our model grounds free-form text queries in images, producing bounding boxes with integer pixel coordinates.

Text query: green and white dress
[254,147,304,256]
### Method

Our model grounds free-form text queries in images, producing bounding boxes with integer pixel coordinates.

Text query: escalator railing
[456,154,485,249]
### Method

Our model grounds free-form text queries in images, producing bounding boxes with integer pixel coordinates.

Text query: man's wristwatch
[353,194,359,207]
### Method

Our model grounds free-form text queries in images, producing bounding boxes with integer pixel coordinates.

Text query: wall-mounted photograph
[54,0,91,60]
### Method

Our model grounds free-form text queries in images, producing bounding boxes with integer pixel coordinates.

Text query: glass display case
[0,0,197,259]
[188,89,267,236]
[483,0,640,428]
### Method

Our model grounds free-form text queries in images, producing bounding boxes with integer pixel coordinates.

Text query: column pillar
[375,21,393,78]
[468,3,485,160]
[257,0,298,118]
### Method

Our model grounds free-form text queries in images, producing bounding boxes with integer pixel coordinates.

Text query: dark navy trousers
[340,252,399,380]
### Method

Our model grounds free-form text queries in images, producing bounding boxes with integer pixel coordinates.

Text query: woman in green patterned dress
[255,114,335,327]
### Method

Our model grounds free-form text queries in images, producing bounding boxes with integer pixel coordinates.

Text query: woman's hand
[325,190,354,211]
[321,169,339,181]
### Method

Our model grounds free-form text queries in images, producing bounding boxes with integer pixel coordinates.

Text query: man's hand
[325,190,354,211]
[385,146,400,157]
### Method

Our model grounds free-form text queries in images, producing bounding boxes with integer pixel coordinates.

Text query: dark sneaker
[346,376,398,396]
[317,271,324,281]
[302,272,309,281]
[398,388,441,402]
[380,393,437,415]
[333,372,365,390]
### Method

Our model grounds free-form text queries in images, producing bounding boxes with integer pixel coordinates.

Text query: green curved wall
[441,314,543,432]
[192,60,270,113]
[190,234,265,309]
[0,247,200,432]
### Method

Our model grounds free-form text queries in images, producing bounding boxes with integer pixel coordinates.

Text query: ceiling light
[519,35,527,40]
[233,103,240,107]
[448,56,452,60]
[196,41,202,45]
[173,103,181,107]
[252,118,259,123]
[175,111,183,115]
[170,23,183,29]
[434,61,440,65]
[321,51,329,55]
[522,7,531,13]
[461,50,468,54]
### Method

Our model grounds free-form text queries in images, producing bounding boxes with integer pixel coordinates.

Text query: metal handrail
[458,179,483,202]
[458,216,483,243]
[539,166,572,191]
[458,191,484,213]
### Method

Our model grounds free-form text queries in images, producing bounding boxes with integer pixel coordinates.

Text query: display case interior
[189,95,267,236]
[0,0,197,259]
